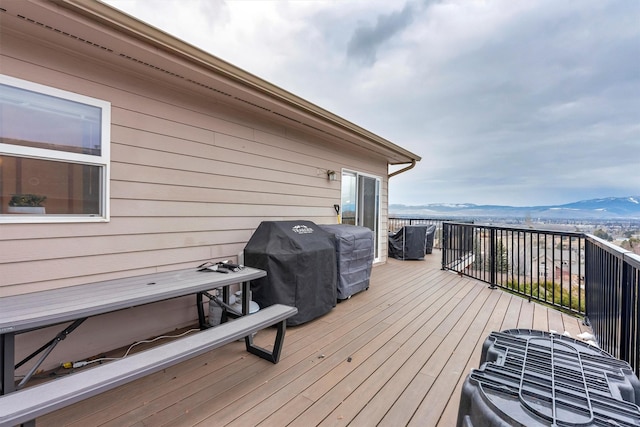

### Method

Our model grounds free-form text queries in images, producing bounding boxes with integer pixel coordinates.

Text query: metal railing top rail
[586,233,640,269]
[444,220,585,237]
[388,217,453,229]
[628,252,640,269]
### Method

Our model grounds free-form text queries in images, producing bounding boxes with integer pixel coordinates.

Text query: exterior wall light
[327,170,337,181]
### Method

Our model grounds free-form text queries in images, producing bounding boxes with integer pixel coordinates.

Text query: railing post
[620,256,631,368]
[489,228,497,288]
[584,240,592,327]
[441,223,448,270]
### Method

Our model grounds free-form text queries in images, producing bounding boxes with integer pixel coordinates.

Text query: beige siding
[0,5,390,372]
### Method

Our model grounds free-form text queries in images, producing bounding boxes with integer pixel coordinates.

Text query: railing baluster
[490,228,496,288]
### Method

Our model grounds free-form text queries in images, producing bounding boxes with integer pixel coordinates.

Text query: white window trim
[0,74,111,223]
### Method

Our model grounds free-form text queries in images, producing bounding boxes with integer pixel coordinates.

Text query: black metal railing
[441,221,640,377]
[585,236,640,374]
[388,217,473,249]
[441,222,586,314]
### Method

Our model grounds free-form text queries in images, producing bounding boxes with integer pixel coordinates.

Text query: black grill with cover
[388,224,436,260]
[244,221,337,326]
[319,224,374,300]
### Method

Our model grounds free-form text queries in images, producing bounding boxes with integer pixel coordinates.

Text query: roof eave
[52,0,421,164]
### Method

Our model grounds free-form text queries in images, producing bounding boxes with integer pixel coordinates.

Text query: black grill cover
[388,224,436,260]
[319,224,374,300]
[244,221,337,325]
[425,224,436,254]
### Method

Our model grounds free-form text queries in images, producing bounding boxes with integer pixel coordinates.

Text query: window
[0,75,110,222]
[341,170,381,260]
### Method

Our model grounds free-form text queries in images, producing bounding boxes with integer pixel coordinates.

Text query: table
[0,266,265,395]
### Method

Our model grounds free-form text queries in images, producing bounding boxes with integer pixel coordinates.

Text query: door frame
[341,169,382,262]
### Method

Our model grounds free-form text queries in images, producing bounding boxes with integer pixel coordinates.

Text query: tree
[621,237,640,251]
[473,238,483,270]
[494,239,510,273]
[593,228,613,241]
[486,238,509,273]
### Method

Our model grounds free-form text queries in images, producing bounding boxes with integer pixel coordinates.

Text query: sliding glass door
[341,170,381,260]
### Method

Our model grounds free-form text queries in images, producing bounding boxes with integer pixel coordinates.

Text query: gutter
[388,160,417,179]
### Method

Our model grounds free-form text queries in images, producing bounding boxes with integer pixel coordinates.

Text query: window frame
[0,74,111,223]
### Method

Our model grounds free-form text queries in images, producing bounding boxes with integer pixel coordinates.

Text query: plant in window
[7,194,47,214]
[9,194,47,207]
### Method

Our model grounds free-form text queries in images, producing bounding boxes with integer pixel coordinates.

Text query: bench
[0,304,297,427]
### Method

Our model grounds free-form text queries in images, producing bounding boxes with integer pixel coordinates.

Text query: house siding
[0,1,392,372]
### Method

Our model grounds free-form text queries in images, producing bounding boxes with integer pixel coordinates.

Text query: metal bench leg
[1,333,15,395]
[245,319,287,364]
[196,292,210,330]
[15,318,86,390]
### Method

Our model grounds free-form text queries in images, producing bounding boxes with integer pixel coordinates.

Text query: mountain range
[389,196,640,220]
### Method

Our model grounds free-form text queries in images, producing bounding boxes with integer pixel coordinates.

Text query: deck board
[437,290,512,426]
[37,252,590,426]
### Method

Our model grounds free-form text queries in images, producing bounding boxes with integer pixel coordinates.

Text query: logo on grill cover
[292,225,314,234]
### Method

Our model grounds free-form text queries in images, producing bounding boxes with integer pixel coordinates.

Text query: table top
[0,267,266,334]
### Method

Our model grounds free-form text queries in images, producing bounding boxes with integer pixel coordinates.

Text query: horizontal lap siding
[1,34,387,288]
[1,10,388,371]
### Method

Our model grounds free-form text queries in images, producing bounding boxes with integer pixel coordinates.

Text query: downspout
[388,159,416,179]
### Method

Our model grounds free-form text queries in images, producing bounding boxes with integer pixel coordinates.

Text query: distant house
[519,250,584,286]
[0,0,420,371]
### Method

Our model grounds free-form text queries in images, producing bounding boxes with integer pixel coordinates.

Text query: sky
[103,0,639,207]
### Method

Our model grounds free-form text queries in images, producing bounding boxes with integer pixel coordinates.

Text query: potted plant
[7,194,47,214]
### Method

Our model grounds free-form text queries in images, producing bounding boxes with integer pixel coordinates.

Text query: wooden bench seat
[0,304,297,427]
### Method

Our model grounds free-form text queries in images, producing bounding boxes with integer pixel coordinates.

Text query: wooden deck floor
[39,252,590,426]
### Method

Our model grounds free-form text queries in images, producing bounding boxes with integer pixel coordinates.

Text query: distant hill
[389,196,640,220]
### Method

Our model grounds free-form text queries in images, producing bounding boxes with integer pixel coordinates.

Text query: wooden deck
[38,252,590,426]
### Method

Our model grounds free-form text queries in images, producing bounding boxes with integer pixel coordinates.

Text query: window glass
[0,75,110,222]
[1,155,101,215]
[0,83,102,155]
[341,171,357,225]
